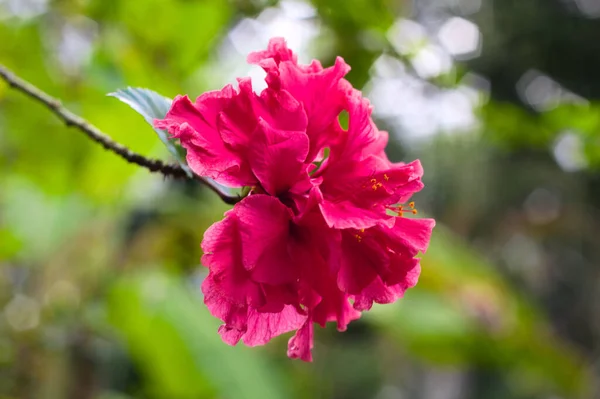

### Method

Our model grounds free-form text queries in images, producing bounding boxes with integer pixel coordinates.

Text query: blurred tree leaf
[109,87,192,177]
[543,103,600,167]
[480,102,553,149]
[107,271,290,399]
[481,101,600,170]
[543,104,600,136]
[310,0,399,87]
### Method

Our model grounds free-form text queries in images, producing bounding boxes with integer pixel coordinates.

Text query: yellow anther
[371,180,384,190]
[388,201,419,218]
[383,174,389,181]
[359,229,365,233]
[354,234,362,242]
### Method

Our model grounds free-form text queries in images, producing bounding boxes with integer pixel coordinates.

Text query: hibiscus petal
[338,232,389,294]
[217,78,258,150]
[155,93,226,136]
[258,88,308,132]
[202,203,307,347]
[155,92,256,187]
[175,122,248,186]
[288,221,361,332]
[201,214,264,344]
[235,195,299,285]
[352,264,420,312]
[248,119,310,196]
[242,306,306,346]
[194,85,237,126]
[389,217,436,254]
[247,37,297,66]
[316,157,426,230]
[328,91,379,163]
[386,254,421,288]
[319,197,394,230]
[248,37,351,162]
[201,212,261,306]
[363,130,390,161]
[277,58,351,161]
[287,317,314,362]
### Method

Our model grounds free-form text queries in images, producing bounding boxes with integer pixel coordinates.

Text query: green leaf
[109,87,192,177]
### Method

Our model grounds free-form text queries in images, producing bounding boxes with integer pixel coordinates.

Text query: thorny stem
[0,64,241,205]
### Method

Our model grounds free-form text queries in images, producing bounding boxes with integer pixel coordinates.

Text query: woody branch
[0,64,240,205]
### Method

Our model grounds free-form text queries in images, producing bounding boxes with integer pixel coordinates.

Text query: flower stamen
[354,228,366,242]
[388,201,419,217]
[369,178,384,191]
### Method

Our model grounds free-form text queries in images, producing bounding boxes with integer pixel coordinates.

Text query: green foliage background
[1,1,598,398]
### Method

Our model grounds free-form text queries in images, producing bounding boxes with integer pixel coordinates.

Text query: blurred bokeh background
[1,0,600,398]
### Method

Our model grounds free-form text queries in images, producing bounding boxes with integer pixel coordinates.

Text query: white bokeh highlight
[437,17,481,59]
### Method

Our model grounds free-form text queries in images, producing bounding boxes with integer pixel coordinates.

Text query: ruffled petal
[276,58,351,161]
[258,87,308,132]
[155,90,257,187]
[336,224,426,311]
[201,213,264,345]
[202,198,308,347]
[249,37,351,162]
[287,317,314,362]
[326,91,379,164]
[319,197,394,230]
[217,78,258,150]
[289,216,361,332]
[247,119,310,196]
[242,306,306,346]
[352,262,420,312]
[338,232,388,294]
[247,37,297,66]
[387,217,436,255]
[316,158,425,230]
[235,195,299,285]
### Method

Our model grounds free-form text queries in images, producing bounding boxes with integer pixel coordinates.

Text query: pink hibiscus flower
[155,38,435,361]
